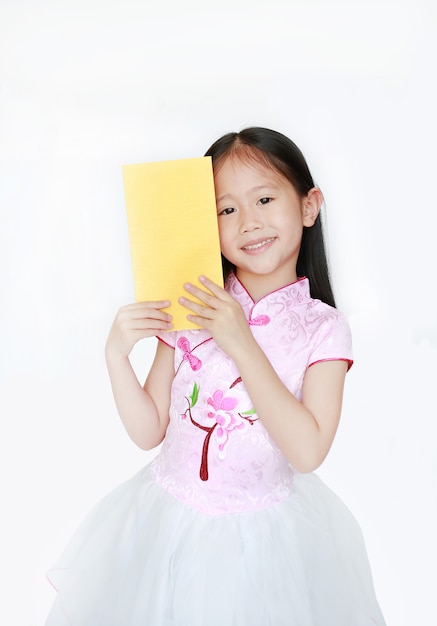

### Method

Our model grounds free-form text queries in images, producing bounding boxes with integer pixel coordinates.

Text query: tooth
[244,238,272,250]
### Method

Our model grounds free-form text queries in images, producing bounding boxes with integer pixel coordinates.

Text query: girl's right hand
[105,301,172,359]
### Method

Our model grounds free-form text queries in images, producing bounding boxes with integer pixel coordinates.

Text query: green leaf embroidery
[240,408,256,416]
[190,382,200,407]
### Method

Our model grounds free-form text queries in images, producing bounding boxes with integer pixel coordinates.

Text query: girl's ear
[302,187,323,227]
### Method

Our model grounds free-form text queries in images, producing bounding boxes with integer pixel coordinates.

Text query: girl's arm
[180,278,347,473]
[105,301,174,450]
[227,344,347,473]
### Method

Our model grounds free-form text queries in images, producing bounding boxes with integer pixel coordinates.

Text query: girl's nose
[239,210,263,234]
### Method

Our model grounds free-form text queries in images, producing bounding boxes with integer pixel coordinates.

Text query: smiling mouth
[242,237,276,251]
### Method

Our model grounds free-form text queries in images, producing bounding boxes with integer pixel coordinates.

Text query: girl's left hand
[179,276,255,359]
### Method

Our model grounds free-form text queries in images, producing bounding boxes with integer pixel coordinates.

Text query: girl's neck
[235,267,298,302]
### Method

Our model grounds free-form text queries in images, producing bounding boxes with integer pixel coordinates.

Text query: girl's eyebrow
[217,184,279,203]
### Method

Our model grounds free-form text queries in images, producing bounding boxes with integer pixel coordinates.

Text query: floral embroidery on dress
[182,379,258,481]
[207,390,246,460]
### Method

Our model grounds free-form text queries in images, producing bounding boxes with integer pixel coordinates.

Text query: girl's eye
[218,207,235,216]
[258,197,273,205]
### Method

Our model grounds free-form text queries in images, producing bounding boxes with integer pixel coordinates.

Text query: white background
[1,0,436,624]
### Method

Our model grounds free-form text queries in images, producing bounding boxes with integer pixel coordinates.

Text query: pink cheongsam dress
[46,274,386,626]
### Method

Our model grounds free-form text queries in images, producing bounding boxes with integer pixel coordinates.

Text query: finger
[183,283,217,308]
[129,317,173,331]
[136,300,171,309]
[178,296,214,319]
[115,314,173,339]
[128,323,173,343]
[198,275,228,298]
[142,309,173,322]
[132,320,173,336]
[185,314,211,329]
[120,304,172,322]
[121,300,171,315]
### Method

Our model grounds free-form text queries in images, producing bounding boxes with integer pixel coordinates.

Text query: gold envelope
[122,156,223,331]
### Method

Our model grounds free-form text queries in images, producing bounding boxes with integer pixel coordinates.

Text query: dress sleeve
[156,331,177,349]
[308,312,353,371]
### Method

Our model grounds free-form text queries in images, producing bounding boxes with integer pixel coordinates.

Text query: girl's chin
[236,266,297,283]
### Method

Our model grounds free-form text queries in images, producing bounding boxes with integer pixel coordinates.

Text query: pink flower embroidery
[207,390,247,459]
[182,381,258,482]
[177,336,202,371]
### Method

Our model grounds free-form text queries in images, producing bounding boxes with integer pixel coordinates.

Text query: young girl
[46,127,385,625]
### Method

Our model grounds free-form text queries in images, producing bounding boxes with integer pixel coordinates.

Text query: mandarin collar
[226,273,311,324]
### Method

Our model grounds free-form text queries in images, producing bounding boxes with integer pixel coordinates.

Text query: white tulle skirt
[46,465,385,626]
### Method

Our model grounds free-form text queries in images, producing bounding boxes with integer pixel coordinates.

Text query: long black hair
[204,127,336,308]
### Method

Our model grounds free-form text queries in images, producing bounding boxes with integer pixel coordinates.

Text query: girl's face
[214,156,321,297]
